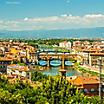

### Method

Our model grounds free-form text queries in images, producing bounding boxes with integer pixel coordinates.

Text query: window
[91,88,95,92]
[84,89,88,93]
[80,89,84,93]
[102,88,104,92]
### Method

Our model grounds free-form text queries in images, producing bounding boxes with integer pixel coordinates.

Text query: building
[67,76,104,96]
[7,64,29,78]
[90,53,104,68]
[0,57,13,74]
[59,41,71,50]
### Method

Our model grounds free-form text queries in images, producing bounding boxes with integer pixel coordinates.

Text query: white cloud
[24,17,29,21]
[0,14,104,31]
[84,14,104,18]
[6,1,21,5]
[23,16,59,23]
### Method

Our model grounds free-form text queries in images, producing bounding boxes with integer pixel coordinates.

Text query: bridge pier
[61,55,65,69]
[89,55,92,66]
[47,58,50,67]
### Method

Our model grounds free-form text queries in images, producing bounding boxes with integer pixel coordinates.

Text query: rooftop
[90,53,104,56]
[0,57,13,61]
[7,64,29,72]
[67,76,99,86]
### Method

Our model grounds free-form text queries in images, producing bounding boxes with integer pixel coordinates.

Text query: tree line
[0,71,101,104]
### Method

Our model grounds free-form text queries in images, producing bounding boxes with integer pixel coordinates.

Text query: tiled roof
[0,57,13,61]
[8,64,29,71]
[67,76,99,86]
[90,53,104,56]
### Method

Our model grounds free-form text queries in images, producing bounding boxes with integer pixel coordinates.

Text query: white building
[7,64,29,77]
[59,41,71,49]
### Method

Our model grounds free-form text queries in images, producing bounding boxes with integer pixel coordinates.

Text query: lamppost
[90,53,104,104]
[98,57,102,104]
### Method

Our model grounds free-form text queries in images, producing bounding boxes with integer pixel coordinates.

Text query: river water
[38,66,80,76]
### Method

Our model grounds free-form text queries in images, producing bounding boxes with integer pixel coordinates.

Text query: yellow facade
[10,48,19,54]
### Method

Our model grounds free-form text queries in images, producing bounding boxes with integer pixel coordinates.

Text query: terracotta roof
[82,49,100,52]
[5,52,14,54]
[67,76,99,86]
[8,64,29,71]
[7,74,18,79]
[90,53,104,56]
[0,57,13,61]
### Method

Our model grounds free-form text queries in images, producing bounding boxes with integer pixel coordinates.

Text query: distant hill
[0,27,104,39]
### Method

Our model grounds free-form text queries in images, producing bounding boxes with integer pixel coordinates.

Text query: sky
[0,0,104,30]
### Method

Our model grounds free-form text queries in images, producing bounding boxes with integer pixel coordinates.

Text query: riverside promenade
[80,65,104,75]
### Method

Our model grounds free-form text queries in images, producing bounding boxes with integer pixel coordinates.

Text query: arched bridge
[36,51,83,68]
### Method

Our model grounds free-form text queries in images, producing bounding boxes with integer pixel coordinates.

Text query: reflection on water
[38,60,47,66]
[40,66,80,76]
[50,60,61,67]
[65,61,73,66]
[38,60,73,67]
